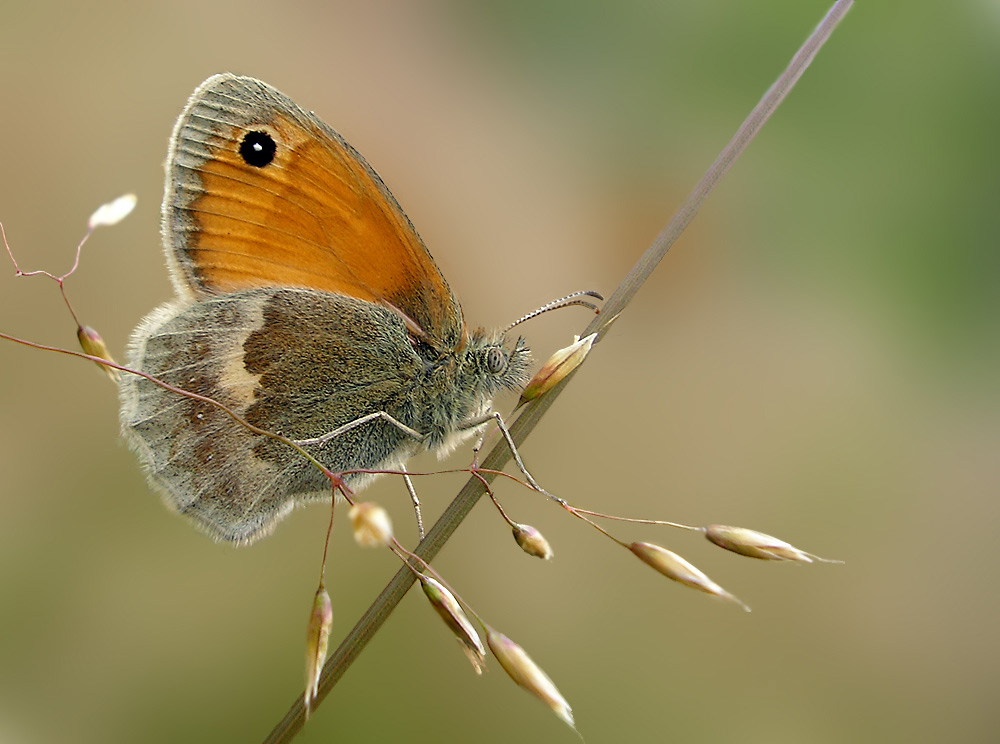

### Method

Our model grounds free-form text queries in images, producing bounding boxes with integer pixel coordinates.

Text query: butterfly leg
[464,411,565,506]
[292,411,427,447]
[402,473,424,539]
[292,411,428,538]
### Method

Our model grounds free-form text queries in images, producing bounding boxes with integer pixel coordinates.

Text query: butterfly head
[462,329,532,399]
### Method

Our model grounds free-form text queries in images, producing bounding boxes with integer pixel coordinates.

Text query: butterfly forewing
[163,73,463,346]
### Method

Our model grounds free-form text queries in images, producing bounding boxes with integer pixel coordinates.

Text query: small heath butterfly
[120,74,532,544]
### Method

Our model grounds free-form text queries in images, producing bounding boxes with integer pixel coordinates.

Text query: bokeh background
[2,1,997,742]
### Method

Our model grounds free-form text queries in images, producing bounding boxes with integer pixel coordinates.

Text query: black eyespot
[239,131,277,167]
[486,347,507,374]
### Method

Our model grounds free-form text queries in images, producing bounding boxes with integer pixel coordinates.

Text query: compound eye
[486,347,507,374]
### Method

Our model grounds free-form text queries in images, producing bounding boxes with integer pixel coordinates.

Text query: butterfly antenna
[505,290,604,333]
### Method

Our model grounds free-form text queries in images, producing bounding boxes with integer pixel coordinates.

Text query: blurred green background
[2,1,997,742]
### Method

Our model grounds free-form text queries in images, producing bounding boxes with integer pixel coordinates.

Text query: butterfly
[119,74,532,545]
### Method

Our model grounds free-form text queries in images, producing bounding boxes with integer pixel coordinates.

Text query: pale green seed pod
[419,574,486,674]
[487,630,575,730]
[512,523,554,560]
[705,525,840,563]
[304,582,333,717]
[349,502,393,547]
[630,541,750,611]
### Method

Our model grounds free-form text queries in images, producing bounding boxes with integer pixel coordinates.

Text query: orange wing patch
[164,74,463,346]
